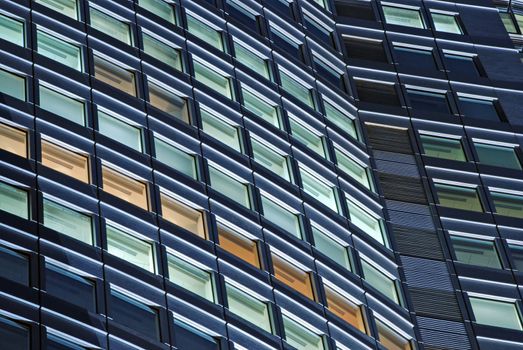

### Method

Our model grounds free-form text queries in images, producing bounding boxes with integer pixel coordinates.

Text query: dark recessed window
[355,79,401,106]
[47,333,87,350]
[304,14,336,48]
[0,315,29,350]
[394,45,437,71]
[407,88,451,114]
[174,320,220,350]
[335,0,375,21]
[270,25,304,61]
[508,244,523,271]
[313,56,346,92]
[458,96,503,122]
[0,245,29,286]
[225,0,261,35]
[344,36,388,62]
[444,53,483,77]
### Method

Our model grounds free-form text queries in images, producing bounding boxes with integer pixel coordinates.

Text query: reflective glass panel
[435,183,483,212]
[226,283,271,333]
[361,260,399,304]
[37,30,82,71]
[0,69,25,100]
[383,6,425,28]
[98,111,142,152]
[43,198,92,245]
[0,13,24,46]
[106,225,155,272]
[160,194,206,239]
[41,140,89,183]
[450,235,501,268]
[261,195,301,238]
[474,142,521,170]
[90,7,132,45]
[168,254,214,301]
[0,181,28,219]
[420,134,466,161]
[432,13,462,34]
[470,297,522,330]
[208,166,250,208]
[37,0,78,19]
[0,123,26,157]
[154,137,197,179]
[40,86,84,125]
[282,315,324,350]
[491,191,523,218]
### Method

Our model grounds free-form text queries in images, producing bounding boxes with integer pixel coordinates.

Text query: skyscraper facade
[1,0,523,349]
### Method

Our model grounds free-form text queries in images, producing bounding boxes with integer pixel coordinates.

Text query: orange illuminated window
[102,166,148,210]
[160,193,206,239]
[324,284,366,333]
[376,319,412,350]
[41,140,89,183]
[0,123,27,157]
[272,252,314,300]
[218,224,260,268]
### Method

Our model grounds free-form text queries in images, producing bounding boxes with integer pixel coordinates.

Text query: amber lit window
[41,140,89,183]
[0,123,27,158]
[272,252,314,300]
[324,284,366,333]
[376,319,412,350]
[218,223,260,268]
[93,55,136,96]
[160,193,206,239]
[102,166,148,210]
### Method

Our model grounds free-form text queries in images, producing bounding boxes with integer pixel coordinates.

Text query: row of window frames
[0,241,409,349]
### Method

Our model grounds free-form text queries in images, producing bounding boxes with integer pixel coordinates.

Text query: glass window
[470,297,522,330]
[458,96,501,122]
[271,25,304,62]
[0,181,28,219]
[347,199,385,245]
[280,70,315,110]
[93,55,136,96]
[376,319,412,350]
[289,118,326,158]
[201,109,241,152]
[167,254,214,302]
[148,81,190,123]
[344,36,388,63]
[500,11,518,34]
[432,12,462,34]
[491,191,523,218]
[98,111,142,152]
[154,137,197,179]
[335,149,372,190]
[394,45,437,71]
[303,14,335,48]
[324,285,365,333]
[37,30,82,71]
[335,0,376,21]
[143,33,182,70]
[47,333,87,350]
[312,227,350,270]
[251,138,291,181]
[37,0,78,19]
[43,198,92,245]
[41,140,89,183]
[89,7,132,45]
[186,14,223,51]
[450,235,501,268]
[383,5,425,29]
[0,123,26,158]
[160,193,206,239]
[0,69,25,100]
[313,56,345,92]
[261,195,301,239]
[324,100,358,140]
[355,79,400,106]
[106,225,155,273]
[242,87,280,128]
[474,142,521,170]
[226,283,272,333]
[102,166,149,210]
[0,316,29,350]
[272,253,314,300]
[361,259,399,304]
[444,53,481,77]
[110,289,160,340]
[300,166,338,213]
[234,41,270,80]
[434,183,483,212]
[282,315,324,350]
[0,245,29,286]
[39,85,84,125]
[45,263,96,312]
[218,224,259,268]
[174,320,219,350]
[420,134,467,161]
[208,165,250,208]
[407,89,451,114]
[139,0,175,24]
[509,244,523,271]
[193,60,232,99]
[0,13,24,46]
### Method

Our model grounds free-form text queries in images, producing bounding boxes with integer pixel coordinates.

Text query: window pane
[0,13,24,46]
[41,140,89,183]
[193,61,232,98]
[420,134,466,161]
[355,79,400,106]
[509,244,523,271]
[186,14,223,51]
[0,69,25,100]
[139,0,175,23]
[242,88,280,128]
[324,285,365,333]
[407,89,451,114]
[335,149,372,190]
[444,53,480,77]
[43,198,92,245]
[450,235,501,268]
[361,260,399,304]
[500,12,517,33]
[93,56,136,96]
[280,70,315,109]
[201,110,241,152]
[102,166,148,210]
[470,297,522,330]
[347,199,385,245]
[110,289,160,340]
[0,245,29,286]
[376,319,412,350]
[261,195,301,238]
[90,7,132,45]
[300,167,338,213]
[234,42,269,80]
[160,194,206,239]
[45,263,96,312]
[106,225,155,272]
[251,138,290,181]
[432,13,462,34]
[283,315,324,350]
[324,101,358,140]
[47,333,86,350]
[435,183,483,212]
[272,253,314,300]
[218,224,259,268]
[208,166,250,208]
[0,123,26,158]
[474,142,521,170]
[458,96,500,122]
[344,36,388,63]
[40,86,84,125]
[491,191,523,218]
[0,181,28,219]
[289,118,325,158]
[394,45,437,71]
[148,82,190,122]
[174,320,219,350]
[142,33,181,70]
[154,137,197,179]
[168,254,214,301]
[226,283,271,333]
[312,227,350,270]
[37,0,78,19]
[335,0,376,21]
[0,316,29,350]
[37,30,82,71]
[98,111,142,152]
[383,6,425,28]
